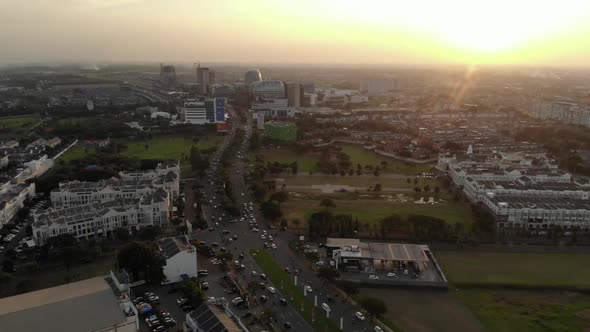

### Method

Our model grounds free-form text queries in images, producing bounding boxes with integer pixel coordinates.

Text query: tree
[292,219,301,229]
[1,260,15,273]
[117,242,165,285]
[115,227,130,241]
[317,267,340,282]
[423,185,431,192]
[138,225,160,241]
[319,198,336,208]
[359,297,387,318]
[260,200,283,221]
[269,191,289,207]
[374,184,382,192]
[434,186,440,194]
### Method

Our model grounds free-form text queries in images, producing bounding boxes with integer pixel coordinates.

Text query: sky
[2,0,590,67]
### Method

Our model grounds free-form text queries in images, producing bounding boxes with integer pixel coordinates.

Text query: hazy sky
[2,0,590,66]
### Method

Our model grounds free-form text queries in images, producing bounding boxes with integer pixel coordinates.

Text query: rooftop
[0,276,130,332]
[189,303,242,332]
[159,235,194,259]
[489,195,590,210]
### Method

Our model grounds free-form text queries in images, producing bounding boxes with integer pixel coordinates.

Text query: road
[193,106,376,332]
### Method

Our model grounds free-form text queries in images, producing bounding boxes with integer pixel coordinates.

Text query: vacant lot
[458,289,590,332]
[281,193,472,226]
[0,116,41,138]
[358,288,485,332]
[436,251,590,289]
[254,148,319,173]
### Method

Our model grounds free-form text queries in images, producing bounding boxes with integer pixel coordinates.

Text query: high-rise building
[196,64,210,95]
[245,69,262,86]
[159,64,177,88]
[286,82,304,108]
[303,83,315,94]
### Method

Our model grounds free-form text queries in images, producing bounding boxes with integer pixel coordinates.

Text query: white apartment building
[483,194,590,229]
[0,183,36,229]
[15,155,54,184]
[33,189,169,244]
[51,163,179,208]
[450,166,571,187]
[530,99,590,127]
[159,236,198,283]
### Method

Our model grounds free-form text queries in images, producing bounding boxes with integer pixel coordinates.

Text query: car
[133,297,145,304]
[211,242,218,247]
[374,326,384,332]
[304,285,313,293]
[260,295,268,302]
[198,270,208,277]
[220,247,227,252]
[233,235,238,240]
[251,271,257,277]
[260,274,267,280]
[212,259,222,265]
[201,282,209,290]
[222,230,230,234]
[271,243,277,249]
[321,303,330,312]
[261,234,266,240]
[153,325,166,332]
[284,322,292,329]
[268,236,273,241]
[209,227,214,232]
[176,298,188,306]
[403,269,409,275]
[280,298,287,305]
[181,305,195,312]
[144,291,154,297]
[386,272,396,278]
[267,286,276,294]
[239,253,244,259]
[315,260,324,266]
[355,312,366,321]
[243,311,253,318]
[369,274,378,280]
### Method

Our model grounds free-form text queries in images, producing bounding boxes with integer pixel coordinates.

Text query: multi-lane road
[196,105,375,332]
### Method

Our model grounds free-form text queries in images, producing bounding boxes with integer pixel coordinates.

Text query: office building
[0,274,139,332]
[159,64,177,88]
[244,69,262,86]
[159,235,198,283]
[183,98,226,125]
[196,65,211,95]
[286,82,304,107]
[253,80,285,100]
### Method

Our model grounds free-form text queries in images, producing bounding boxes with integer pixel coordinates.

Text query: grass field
[0,116,41,137]
[250,249,341,332]
[457,289,590,332]
[436,251,590,289]
[119,135,222,160]
[276,175,439,190]
[357,288,485,332]
[254,148,320,173]
[281,194,472,226]
[255,144,434,175]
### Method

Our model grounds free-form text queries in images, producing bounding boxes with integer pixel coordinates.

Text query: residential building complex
[182,98,226,124]
[0,183,36,229]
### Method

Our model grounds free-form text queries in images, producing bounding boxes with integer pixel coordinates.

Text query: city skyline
[2,0,590,67]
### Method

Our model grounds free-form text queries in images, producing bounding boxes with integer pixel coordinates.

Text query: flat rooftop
[0,276,129,332]
[489,195,590,210]
[331,238,430,262]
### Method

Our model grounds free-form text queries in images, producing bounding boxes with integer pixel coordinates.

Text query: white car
[271,243,277,249]
[251,271,257,276]
[304,285,313,293]
[374,326,384,332]
[355,312,366,321]
[386,272,396,278]
[315,260,324,266]
[267,287,276,294]
[369,275,378,280]
[261,234,266,240]
[321,303,330,312]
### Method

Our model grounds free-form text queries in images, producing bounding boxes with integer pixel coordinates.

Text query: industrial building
[0,273,139,332]
[263,121,297,142]
[183,98,226,125]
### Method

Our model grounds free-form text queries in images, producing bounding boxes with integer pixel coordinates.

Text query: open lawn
[253,148,319,173]
[457,289,590,332]
[281,193,472,226]
[436,251,590,289]
[276,175,440,191]
[336,143,434,174]
[254,144,434,175]
[250,249,340,332]
[119,135,222,160]
[59,146,94,162]
[357,288,485,332]
[0,116,41,138]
